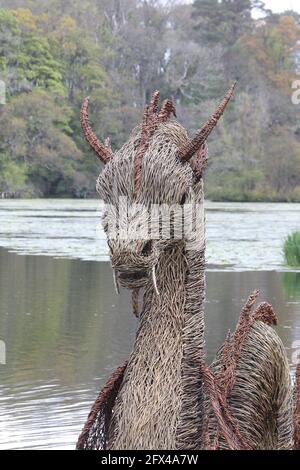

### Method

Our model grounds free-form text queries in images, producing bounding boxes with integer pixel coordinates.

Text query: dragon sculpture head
[81,85,235,292]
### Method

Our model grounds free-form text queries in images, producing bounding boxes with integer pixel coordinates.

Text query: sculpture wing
[202,293,294,450]
[76,362,127,450]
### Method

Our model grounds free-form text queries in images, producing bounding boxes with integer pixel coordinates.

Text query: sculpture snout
[110,240,158,290]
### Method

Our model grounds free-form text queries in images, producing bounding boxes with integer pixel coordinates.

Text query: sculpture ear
[80,97,113,164]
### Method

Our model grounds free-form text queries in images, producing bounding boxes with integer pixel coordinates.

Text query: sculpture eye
[141,240,153,256]
[180,193,187,205]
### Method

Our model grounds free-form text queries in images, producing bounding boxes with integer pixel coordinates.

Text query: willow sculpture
[76,86,300,450]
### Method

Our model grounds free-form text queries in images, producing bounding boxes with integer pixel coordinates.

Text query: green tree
[0,8,65,95]
[0,90,84,196]
[0,155,28,196]
[193,0,258,46]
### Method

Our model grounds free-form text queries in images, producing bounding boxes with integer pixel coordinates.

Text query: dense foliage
[0,0,299,200]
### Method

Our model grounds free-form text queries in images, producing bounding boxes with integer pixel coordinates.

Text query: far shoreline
[1,196,300,204]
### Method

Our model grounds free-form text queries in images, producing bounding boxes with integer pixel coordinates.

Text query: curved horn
[178,82,236,162]
[80,97,113,164]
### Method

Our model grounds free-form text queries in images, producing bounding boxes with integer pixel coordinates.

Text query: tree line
[0,0,299,201]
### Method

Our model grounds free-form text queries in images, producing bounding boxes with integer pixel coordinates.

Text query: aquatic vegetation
[284,232,300,267]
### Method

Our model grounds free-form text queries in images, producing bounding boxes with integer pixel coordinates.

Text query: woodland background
[0,0,299,201]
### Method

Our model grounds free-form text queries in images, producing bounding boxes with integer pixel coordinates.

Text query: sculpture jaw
[116,268,149,289]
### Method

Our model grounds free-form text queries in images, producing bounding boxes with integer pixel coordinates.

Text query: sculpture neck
[109,243,206,450]
[176,246,206,449]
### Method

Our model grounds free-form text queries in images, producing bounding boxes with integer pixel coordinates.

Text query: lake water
[0,200,299,449]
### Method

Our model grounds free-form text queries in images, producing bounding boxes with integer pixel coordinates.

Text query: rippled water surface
[0,200,299,449]
[1,199,300,270]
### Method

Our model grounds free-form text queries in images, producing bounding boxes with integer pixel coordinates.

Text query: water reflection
[282,273,300,299]
[0,249,299,449]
